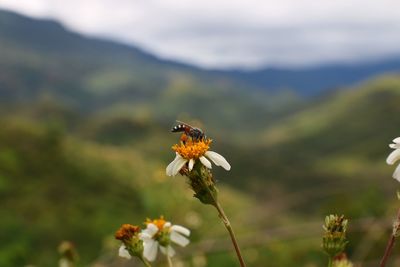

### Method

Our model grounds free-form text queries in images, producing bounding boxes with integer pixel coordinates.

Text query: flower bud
[58,241,78,267]
[322,215,349,258]
[115,224,144,258]
[186,161,219,205]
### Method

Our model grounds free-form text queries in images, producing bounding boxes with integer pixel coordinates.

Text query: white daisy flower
[166,138,231,176]
[387,137,400,182]
[141,217,190,262]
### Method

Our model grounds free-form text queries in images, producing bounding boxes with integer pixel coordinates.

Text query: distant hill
[260,75,400,149]
[229,75,400,193]
[0,9,299,134]
[2,8,400,100]
[219,60,400,96]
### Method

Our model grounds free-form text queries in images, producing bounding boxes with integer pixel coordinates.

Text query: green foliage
[2,10,400,266]
[2,76,400,266]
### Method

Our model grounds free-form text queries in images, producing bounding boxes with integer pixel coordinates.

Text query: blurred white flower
[334,259,354,267]
[58,259,71,267]
[118,245,132,259]
[141,217,190,262]
[387,137,400,182]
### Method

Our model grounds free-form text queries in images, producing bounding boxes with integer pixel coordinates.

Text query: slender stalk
[194,166,247,267]
[166,255,173,267]
[380,237,395,267]
[327,257,333,267]
[379,207,400,267]
[140,257,152,267]
[214,201,247,267]
[379,209,400,267]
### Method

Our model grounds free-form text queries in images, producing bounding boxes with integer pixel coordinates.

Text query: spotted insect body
[171,121,206,141]
[172,124,187,132]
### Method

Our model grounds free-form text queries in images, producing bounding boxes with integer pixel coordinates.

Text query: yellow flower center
[146,216,167,230]
[172,135,212,159]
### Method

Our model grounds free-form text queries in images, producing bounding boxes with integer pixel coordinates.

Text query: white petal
[394,137,400,144]
[205,151,231,171]
[160,245,176,257]
[170,231,190,247]
[188,159,195,171]
[119,245,132,259]
[387,149,400,165]
[390,144,400,149]
[143,239,158,262]
[167,154,186,176]
[199,156,212,169]
[164,222,172,228]
[143,223,159,237]
[166,153,179,176]
[139,232,152,239]
[171,156,188,176]
[171,225,190,236]
[394,164,400,182]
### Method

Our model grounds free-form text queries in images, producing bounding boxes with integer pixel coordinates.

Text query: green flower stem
[166,255,173,267]
[190,163,247,267]
[214,201,247,267]
[200,179,246,266]
[140,257,152,267]
[327,256,333,267]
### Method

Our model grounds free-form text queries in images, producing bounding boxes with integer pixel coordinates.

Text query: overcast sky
[1,0,400,69]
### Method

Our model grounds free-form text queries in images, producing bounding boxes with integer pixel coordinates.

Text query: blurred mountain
[2,8,400,108]
[220,60,400,96]
[0,8,300,135]
[234,75,400,193]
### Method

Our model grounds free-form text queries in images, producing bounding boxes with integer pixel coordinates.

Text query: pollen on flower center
[172,137,212,159]
[146,216,167,230]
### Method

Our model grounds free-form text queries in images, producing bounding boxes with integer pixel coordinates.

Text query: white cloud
[1,0,400,68]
